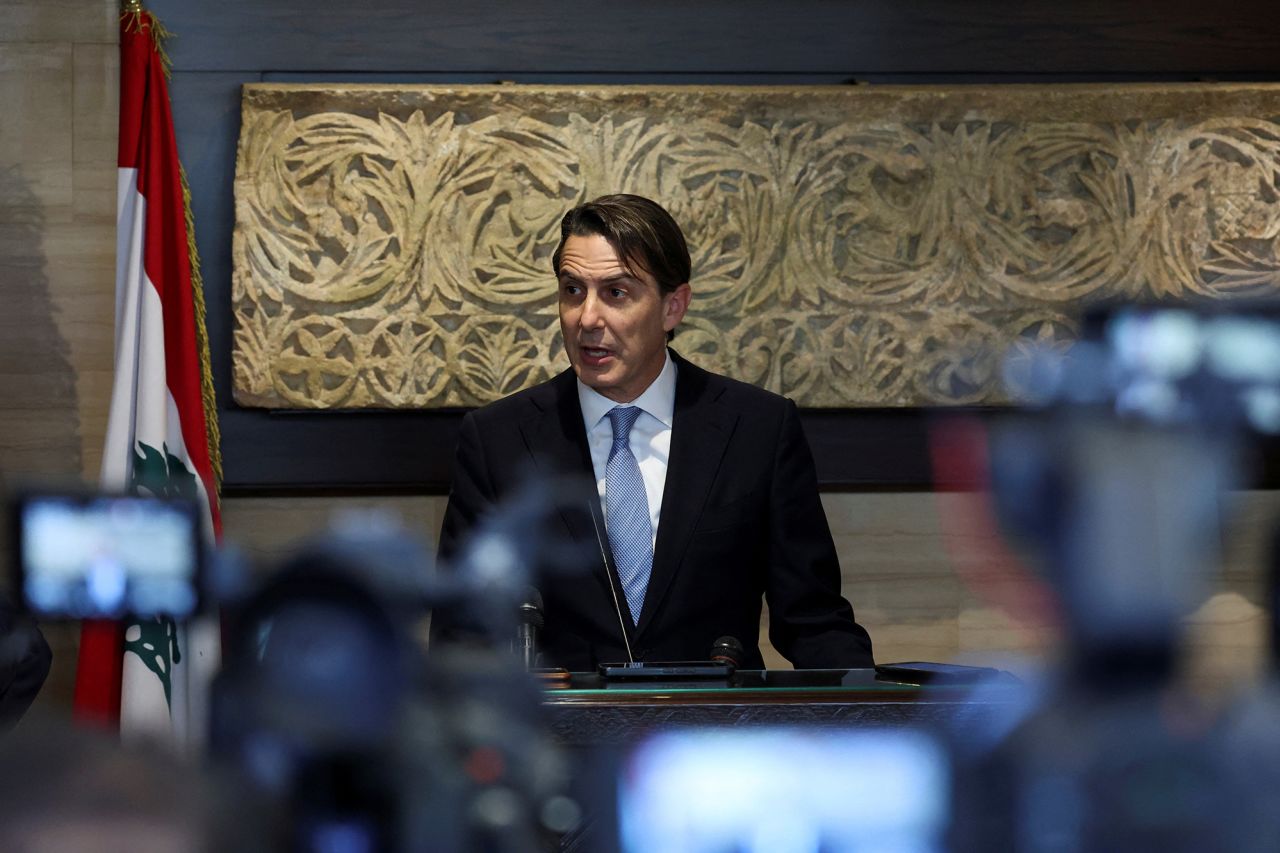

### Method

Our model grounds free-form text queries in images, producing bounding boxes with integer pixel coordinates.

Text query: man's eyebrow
[601,272,639,284]
[556,271,640,284]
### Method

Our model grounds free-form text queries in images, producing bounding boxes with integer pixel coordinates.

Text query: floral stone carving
[232,83,1280,408]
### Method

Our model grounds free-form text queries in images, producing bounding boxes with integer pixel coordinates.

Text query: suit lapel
[517,368,597,544]
[518,369,629,615]
[637,354,739,639]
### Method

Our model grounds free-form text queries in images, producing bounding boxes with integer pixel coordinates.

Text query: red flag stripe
[116,18,148,170]
[130,19,221,534]
[72,619,123,727]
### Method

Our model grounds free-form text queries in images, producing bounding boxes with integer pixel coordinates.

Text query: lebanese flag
[73,5,223,753]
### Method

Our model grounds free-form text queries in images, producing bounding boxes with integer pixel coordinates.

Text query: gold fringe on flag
[120,2,174,79]
[181,164,224,489]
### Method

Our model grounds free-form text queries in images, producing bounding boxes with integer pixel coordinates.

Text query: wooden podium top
[541,667,1022,746]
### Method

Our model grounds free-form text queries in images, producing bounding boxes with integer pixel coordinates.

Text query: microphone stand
[516,588,544,671]
[587,499,635,664]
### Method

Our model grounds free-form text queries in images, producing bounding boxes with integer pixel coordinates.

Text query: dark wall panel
[151,1,1280,76]
[149,0,1280,493]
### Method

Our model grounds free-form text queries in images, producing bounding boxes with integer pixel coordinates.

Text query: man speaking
[437,194,873,670]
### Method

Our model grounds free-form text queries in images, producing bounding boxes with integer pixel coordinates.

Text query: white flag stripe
[114,168,142,349]
[120,628,171,740]
[170,616,220,752]
[106,169,220,753]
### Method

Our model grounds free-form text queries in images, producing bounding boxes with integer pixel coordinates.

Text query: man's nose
[579,291,605,329]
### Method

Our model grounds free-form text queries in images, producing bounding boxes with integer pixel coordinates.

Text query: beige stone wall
[222,491,1280,699]
[1,0,119,717]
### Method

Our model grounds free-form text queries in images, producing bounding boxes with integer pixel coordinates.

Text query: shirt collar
[577,350,677,429]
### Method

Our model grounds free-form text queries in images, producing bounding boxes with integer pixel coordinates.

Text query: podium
[542,667,1020,746]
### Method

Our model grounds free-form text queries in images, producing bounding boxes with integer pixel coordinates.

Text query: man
[0,474,52,732]
[437,194,872,670]
[0,596,51,732]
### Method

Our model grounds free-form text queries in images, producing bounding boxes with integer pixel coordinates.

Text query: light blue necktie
[605,406,653,625]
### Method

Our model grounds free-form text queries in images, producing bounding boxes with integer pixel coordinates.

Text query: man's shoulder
[465,368,573,426]
[675,352,794,415]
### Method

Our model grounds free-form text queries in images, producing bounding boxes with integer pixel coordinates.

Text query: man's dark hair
[551,194,692,296]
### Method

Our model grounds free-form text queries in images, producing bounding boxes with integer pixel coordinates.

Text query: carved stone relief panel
[232,83,1280,408]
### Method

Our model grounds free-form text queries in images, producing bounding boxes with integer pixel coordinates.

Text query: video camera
[8,480,584,852]
[949,301,1280,851]
[207,497,584,853]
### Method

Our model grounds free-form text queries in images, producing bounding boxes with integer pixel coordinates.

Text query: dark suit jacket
[0,597,52,732]
[436,351,873,671]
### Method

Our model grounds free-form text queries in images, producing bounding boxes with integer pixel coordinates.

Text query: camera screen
[618,728,949,853]
[15,493,201,619]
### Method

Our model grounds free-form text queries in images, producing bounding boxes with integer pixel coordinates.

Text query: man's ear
[663,283,692,331]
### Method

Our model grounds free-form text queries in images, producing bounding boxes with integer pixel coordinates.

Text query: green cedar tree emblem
[123,441,198,709]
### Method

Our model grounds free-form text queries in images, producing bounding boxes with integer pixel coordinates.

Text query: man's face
[557,233,691,403]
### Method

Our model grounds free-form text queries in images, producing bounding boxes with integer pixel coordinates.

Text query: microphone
[516,587,544,671]
[710,636,745,671]
[586,499,635,663]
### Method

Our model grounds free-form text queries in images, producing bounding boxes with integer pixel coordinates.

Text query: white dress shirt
[576,351,677,547]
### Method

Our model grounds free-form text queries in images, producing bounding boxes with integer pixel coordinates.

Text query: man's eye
[609,288,626,298]
[562,284,581,296]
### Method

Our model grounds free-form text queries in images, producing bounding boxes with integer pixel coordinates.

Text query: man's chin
[571,365,626,399]
[578,372,615,393]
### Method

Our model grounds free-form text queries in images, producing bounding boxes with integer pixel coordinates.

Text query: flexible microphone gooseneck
[587,499,635,664]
